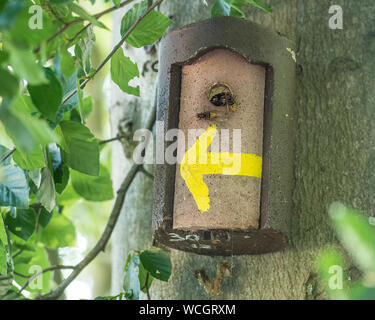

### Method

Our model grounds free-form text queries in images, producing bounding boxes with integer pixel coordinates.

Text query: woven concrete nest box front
[152,17,296,256]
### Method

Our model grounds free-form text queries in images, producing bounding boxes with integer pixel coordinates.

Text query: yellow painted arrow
[180,125,262,212]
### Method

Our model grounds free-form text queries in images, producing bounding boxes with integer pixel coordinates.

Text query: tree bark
[110,0,375,299]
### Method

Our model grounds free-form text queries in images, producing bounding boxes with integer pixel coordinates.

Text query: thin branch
[8,0,161,300]
[139,166,154,180]
[94,0,135,19]
[45,0,68,26]
[145,272,151,300]
[99,135,127,145]
[67,0,139,48]
[1,148,16,164]
[39,92,157,300]
[19,265,76,293]
[12,250,23,260]
[34,0,136,54]
[61,0,164,106]
[34,21,79,54]
[6,0,161,159]
[13,272,29,279]
[65,24,91,47]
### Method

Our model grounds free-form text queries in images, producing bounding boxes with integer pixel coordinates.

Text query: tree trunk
[110,0,375,299]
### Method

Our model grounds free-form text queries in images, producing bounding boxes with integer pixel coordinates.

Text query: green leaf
[10,233,36,253]
[230,0,246,18]
[50,0,72,4]
[0,0,25,31]
[139,248,171,282]
[59,121,100,176]
[27,68,63,120]
[329,203,375,273]
[71,165,113,202]
[0,246,7,276]
[113,0,121,7]
[0,215,9,275]
[70,3,107,29]
[60,49,76,78]
[5,207,51,242]
[80,96,93,120]
[110,48,140,96]
[74,26,94,74]
[139,263,153,294]
[212,0,248,18]
[54,163,70,194]
[12,146,44,170]
[61,22,85,50]
[0,68,19,100]
[1,107,60,153]
[53,125,68,151]
[14,246,51,294]
[0,214,7,247]
[39,208,53,229]
[4,208,35,241]
[0,275,13,297]
[246,0,272,14]
[76,79,84,121]
[7,43,47,85]
[9,2,59,48]
[56,180,80,205]
[9,94,38,114]
[348,283,375,300]
[40,213,76,248]
[120,1,173,48]
[0,287,26,300]
[0,145,12,165]
[316,247,348,300]
[28,169,41,188]
[0,165,29,208]
[123,251,140,300]
[0,50,9,65]
[36,167,56,212]
[211,0,231,17]
[120,1,147,37]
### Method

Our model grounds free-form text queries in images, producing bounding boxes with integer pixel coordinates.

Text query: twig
[34,0,136,54]
[94,0,135,19]
[5,0,162,159]
[65,24,91,47]
[145,272,151,300]
[19,265,76,293]
[1,148,16,164]
[139,166,154,180]
[39,92,157,300]
[45,0,68,26]
[12,250,23,259]
[67,0,139,48]
[99,135,127,145]
[13,272,29,279]
[61,0,164,106]
[34,21,79,54]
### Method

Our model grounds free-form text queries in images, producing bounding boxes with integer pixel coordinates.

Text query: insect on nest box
[152,17,296,256]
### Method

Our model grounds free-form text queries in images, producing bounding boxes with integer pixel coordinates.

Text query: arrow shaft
[180,125,262,212]
[189,152,262,177]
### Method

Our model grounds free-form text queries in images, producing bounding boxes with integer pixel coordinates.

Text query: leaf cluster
[0,0,172,299]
